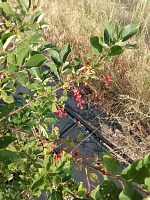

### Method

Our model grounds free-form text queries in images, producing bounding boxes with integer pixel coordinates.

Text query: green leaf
[48,49,61,65]
[77,182,86,197]
[40,43,56,51]
[0,150,20,165]
[145,177,150,190]
[51,103,57,112]
[31,177,44,191]
[26,54,46,68]
[0,41,3,51]
[0,136,17,149]
[119,183,134,200]
[0,55,5,64]
[30,11,41,23]
[36,13,45,23]
[48,189,63,200]
[7,52,16,64]
[90,36,103,56]
[121,153,150,186]
[3,35,16,51]
[45,62,59,76]
[104,21,119,45]
[74,57,81,72]
[2,32,13,43]
[43,156,51,171]
[60,43,71,63]
[91,180,119,200]
[7,52,17,73]
[18,0,31,12]
[39,168,46,176]
[58,160,73,182]
[104,28,112,46]
[102,154,120,176]
[61,166,72,182]
[27,33,42,44]
[108,45,124,56]
[0,2,15,15]
[16,46,30,66]
[40,21,49,29]
[17,70,29,86]
[119,24,139,42]
[0,90,14,103]
[119,182,143,200]
[29,67,42,80]
[89,172,99,182]
[124,44,139,50]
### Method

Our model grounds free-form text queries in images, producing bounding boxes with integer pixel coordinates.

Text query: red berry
[58,151,63,157]
[86,192,90,198]
[104,82,108,87]
[80,106,83,110]
[61,108,64,112]
[76,103,80,108]
[63,112,67,116]
[74,97,79,101]
[80,99,85,104]
[73,92,77,97]
[106,75,111,82]
[78,94,82,99]
[82,68,88,73]
[57,112,63,118]
[74,91,80,97]
[56,110,59,114]
[86,60,91,65]
[81,64,85,67]
[103,168,107,174]
[93,93,97,98]
[74,95,81,101]
[56,155,61,161]
[74,152,78,157]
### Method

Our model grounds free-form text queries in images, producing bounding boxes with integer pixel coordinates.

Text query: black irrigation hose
[65,106,133,164]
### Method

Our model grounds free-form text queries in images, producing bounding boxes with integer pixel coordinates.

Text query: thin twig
[84,164,90,193]
[0,86,62,122]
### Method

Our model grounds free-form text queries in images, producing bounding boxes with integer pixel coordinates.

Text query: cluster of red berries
[56,107,67,118]
[73,91,85,110]
[104,75,111,86]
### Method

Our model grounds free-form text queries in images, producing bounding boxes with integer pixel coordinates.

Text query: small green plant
[0,0,149,199]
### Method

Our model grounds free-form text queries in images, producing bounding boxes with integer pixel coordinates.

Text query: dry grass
[42,0,150,125]
[41,1,150,156]
[42,0,150,98]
